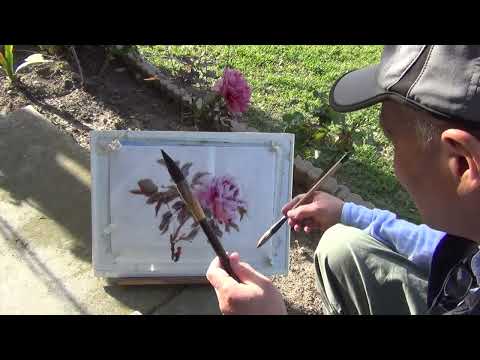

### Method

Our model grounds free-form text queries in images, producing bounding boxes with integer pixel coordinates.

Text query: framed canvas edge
[90,130,294,278]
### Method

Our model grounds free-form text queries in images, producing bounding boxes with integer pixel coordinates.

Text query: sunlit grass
[139,45,419,222]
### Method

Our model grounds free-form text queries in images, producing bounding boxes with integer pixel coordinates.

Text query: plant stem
[169,213,190,260]
[70,46,84,87]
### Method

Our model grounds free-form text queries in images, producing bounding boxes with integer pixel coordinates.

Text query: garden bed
[0,45,187,151]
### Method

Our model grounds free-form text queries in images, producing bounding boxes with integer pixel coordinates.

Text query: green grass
[138,45,420,223]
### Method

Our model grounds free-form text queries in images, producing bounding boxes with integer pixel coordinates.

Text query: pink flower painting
[194,175,247,226]
[213,68,251,114]
[131,159,248,262]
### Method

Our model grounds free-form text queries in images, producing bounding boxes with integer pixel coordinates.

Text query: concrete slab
[0,106,220,315]
[152,286,221,315]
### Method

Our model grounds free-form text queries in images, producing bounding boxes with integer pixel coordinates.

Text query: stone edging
[113,46,374,209]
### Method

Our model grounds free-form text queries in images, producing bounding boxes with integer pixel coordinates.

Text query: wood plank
[114,276,209,286]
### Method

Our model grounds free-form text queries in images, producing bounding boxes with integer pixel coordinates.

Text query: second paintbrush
[256,152,350,249]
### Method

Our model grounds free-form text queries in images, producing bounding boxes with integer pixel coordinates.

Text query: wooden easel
[114,276,209,286]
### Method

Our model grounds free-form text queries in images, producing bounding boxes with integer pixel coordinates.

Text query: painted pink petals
[194,175,246,226]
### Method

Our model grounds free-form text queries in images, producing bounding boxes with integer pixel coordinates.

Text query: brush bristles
[256,230,273,248]
[161,149,184,183]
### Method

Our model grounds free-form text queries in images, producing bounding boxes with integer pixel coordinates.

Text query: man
[206,45,480,315]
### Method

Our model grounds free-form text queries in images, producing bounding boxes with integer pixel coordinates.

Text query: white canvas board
[109,144,275,267]
[91,131,294,278]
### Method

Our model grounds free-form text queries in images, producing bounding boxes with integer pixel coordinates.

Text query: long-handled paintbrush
[160,150,241,283]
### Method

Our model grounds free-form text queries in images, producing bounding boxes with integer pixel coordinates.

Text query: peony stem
[169,214,189,260]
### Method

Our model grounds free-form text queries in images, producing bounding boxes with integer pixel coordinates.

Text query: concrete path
[0,106,220,315]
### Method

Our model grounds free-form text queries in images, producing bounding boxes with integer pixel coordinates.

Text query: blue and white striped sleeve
[340,202,445,274]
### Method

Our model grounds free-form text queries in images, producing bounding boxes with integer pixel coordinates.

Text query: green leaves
[282,112,310,153]
[280,89,359,157]
[312,127,328,141]
[282,110,334,154]
[0,45,15,81]
[0,45,51,83]
[0,52,8,77]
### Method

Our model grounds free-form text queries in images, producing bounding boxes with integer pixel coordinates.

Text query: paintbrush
[256,152,350,249]
[160,150,241,283]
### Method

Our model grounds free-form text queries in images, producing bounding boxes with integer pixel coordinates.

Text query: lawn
[138,45,420,223]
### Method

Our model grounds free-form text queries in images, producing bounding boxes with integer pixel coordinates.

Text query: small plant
[0,45,14,81]
[0,45,51,84]
[281,90,359,157]
[188,68,252,130]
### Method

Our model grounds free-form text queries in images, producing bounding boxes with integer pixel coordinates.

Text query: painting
[129,158,248,262]
[91,131,294,279]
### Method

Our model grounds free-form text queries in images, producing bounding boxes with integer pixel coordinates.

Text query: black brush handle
[199,218,241,283]
[270,215,288,234]
[256,215,288,248]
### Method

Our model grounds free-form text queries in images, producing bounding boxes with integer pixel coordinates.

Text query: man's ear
[441,129,480,195]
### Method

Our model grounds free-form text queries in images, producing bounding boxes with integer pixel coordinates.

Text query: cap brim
[329,64,387,113]
[329,63,480,130]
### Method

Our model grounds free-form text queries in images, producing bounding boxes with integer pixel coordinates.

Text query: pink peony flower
[213,68,251,114]
[194,175,246,225]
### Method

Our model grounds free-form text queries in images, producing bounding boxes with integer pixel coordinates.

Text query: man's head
[379,100,480,240]
[330,45,480,241]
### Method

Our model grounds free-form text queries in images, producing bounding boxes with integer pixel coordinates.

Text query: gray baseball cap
[329,45,480,127]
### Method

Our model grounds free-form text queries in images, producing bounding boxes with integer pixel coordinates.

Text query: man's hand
[206,252,287,315]
[282,191,344,233]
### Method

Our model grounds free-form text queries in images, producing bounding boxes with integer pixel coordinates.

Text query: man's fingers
[208,252,269,288]
[281,194,304,215]
[206,256,239,290]
[229,252,240,263]
[288,218,314,230]
[282,192,316,215]
[286,203,318,222]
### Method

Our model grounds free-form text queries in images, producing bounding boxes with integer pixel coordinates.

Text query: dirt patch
[0,45,186,150]
[0,45,325,315]
[272,232,325,315]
